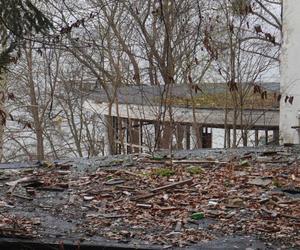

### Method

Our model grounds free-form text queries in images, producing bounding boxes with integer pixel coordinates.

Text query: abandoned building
[84,83,280,154]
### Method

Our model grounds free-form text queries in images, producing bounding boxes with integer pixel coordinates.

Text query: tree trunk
[0,72,6,162]
[26,45,44,161]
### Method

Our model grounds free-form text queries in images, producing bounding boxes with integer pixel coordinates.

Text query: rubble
[0,146,299,249]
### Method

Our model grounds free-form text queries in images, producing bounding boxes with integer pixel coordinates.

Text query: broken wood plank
[172,160,228,165]
[174,221,182,232]
[278,198,300,204]
[104,179,125,185]
[115,185,135,190]
[12,193,33,201]
[0,176,10,181]
[87,213,130,219]
[141,160,165,164]
[130,193,155,201]
[6,176,37,194]
[136,203,152,208]
[37,186,65,192]
[116,170,142,178]
[151,178,193,193]
[280,214,300,221]
[156,206,177,211]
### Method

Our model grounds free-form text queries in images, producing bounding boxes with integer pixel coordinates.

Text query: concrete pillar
[280,1,300,144]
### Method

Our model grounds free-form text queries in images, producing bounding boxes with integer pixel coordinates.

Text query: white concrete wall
[280,0,300,143]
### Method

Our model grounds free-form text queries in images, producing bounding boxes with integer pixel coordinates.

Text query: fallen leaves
[0,149,299,248]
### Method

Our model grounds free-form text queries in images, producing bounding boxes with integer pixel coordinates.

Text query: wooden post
[192,124,203,149]
[273,129,279,145]
[226,129,231,148]
[255,129,259,147]
[265,130,269,145]
[104,115,115,155]
[154,122,161,150]
[126,118,131,154]
[131,120,140,153]
[185,125,191,150]
[116,117,122,154]
[176,124,184,150]
[243,130,248,147]
[161,122,173,149]
[112,116,118,154]
[139,121,143,153]
[202,127,212,148]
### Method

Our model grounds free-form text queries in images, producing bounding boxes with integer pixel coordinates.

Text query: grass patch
[273,179,282,188]
[153,168,175,177]
[187,166,204,175]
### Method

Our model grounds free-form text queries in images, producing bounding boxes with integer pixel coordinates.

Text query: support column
[104,115,115,155]
[226,128,231,148]
[243,130,248,147]
[116,116,123,154]
[265,130,269,145]
[176,124,184,150]
[202,127,212,148]
[161,122,173,149]
[185,125,191,150]
[131,120,140,153]
[255,129,259,147]
[273,129,280,145]
[154,122,161,150]
[192,124,203,149]
[139,121,143,153]
[124,119,131,154]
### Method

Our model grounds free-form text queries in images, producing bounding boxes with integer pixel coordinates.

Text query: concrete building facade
[280,0,300,143]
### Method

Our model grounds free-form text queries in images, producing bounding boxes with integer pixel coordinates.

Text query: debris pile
[0,147,299,248]
[0,214,39,239]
